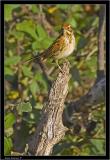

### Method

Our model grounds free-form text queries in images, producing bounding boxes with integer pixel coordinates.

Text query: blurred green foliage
[4,4,105,156]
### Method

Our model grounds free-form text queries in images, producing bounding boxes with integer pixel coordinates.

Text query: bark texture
[28,61,70,155]
[97,4,105,80]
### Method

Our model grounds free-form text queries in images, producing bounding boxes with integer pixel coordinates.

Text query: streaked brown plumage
[26,24,75,69]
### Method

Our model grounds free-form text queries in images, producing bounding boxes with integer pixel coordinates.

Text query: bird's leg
[55,59,63,72]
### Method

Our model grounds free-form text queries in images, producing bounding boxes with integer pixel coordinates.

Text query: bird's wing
[43,35,66,59]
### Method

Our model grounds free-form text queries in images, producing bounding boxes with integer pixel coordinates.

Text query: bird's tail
[24,52,45,64]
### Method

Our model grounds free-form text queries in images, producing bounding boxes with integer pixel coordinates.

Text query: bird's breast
[62,35,75,58]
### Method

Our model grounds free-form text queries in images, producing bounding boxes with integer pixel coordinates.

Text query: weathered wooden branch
[28,61,70,155]
[97,4,105,81]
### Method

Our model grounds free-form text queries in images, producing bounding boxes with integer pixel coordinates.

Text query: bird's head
[62,24,73,35]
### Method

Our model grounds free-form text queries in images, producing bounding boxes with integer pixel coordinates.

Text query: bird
[26,24,75,70]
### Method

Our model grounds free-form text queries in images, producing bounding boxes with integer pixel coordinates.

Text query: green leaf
[32,41,42,50]
[4,67,13,76]
[4,137,13,155]
[17,102,32,114]
[30,80,40,96]
[22,66,33,78]
[32,36,52,50]
[5,128,14,137]
[5,113,16,129]
[36,24,47,40]
[41,37,53,49]
[16,20,38,40]
[90,139,105,154]
[34,102,43,109]
[10,30,24,40]
[5,56,21,66]
[66,18,77,28]
[4,4,20,21]
[92,17,98,27]
[57,4,68,10]
[31,5,39,13]
[34,72,48,92]
[34,72,43,81]
[72,4,84,12]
